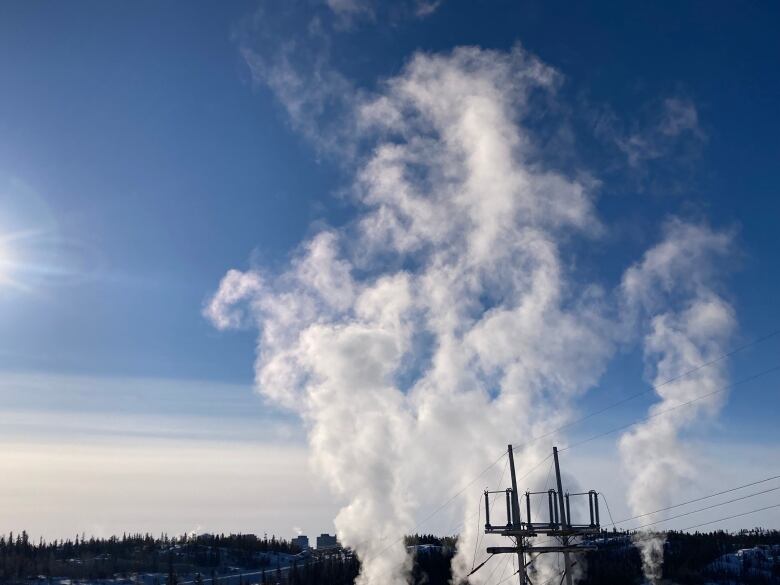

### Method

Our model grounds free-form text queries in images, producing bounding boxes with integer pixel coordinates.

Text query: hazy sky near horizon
[1,0,780,541]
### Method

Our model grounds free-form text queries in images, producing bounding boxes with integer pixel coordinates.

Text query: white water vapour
[618,220,736,584]
[207,45,617,585]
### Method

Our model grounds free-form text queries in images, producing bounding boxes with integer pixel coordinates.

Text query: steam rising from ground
[618,221,735,583]
[206,39,735,585]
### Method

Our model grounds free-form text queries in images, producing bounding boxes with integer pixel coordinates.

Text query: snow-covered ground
[706,544,780,582]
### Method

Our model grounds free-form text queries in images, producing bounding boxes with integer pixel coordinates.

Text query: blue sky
[0,1,779,542]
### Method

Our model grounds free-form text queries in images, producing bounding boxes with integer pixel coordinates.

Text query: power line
[353,330,780,569]
[449,453,553,550]
[493,554,512,585]
[509,328,780,450]
[599,493,617,530]
[627,485,780,531]
[558,364,780,453]
[680,503,780,532]
[470,491,484,572]
[401,361,777,577]
[489,565,566,585]
[360,449,508,565]
[343,330,780,578]
[453,454,555,538]
[440,457,513,581]
[447,459,512,541]
[484,553,511,584]
[467,554,496,578]
[463,453,554,538]
[535,459,555,520]
[612,474,780,525]
[516,453,554,483]
[511,569,565,585]
[495,566,522,585]
[471,457,511,569]
[418,450,508,527]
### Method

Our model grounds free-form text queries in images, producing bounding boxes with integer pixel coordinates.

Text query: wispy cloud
[619,219,736,583]
[235,3,363,159]
[235,0,448,161]
[659,97,703,138]
[0,371,298,443]
[593,96,706,169]
[325,0,443,24]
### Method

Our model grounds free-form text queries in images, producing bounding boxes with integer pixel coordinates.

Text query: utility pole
[481,446,601,584]
[553,446,573,585]
[507,445,526,585]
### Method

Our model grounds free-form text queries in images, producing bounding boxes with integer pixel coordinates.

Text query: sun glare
[0,231,32,291]
[0,237,16,287]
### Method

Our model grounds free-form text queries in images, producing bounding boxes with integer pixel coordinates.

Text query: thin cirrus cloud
[0,371,332,542]
[325,0,443,22]
[592,96,707,169]
[0,437,337,542]
[0,371,299,443]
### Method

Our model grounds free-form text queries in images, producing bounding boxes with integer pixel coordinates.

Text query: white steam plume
[618,219,736,584]
[207,45,617,585]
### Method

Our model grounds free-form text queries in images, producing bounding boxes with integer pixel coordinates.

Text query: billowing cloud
[618,219,736,583]
[205,269,263,330]
[217,7,738,581]
[207,44,622,584]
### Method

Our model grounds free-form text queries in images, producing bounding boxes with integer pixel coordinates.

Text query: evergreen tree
[167,552,178,585]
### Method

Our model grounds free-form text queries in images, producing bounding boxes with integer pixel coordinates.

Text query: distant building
[292,535,309,550]
[316,533,339,550]
[407,544,444,556]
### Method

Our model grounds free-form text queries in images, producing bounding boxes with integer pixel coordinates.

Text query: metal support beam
[480,447,600,585]
[507,445,522,528]
[548,490,555,528]
[484,490,491,529]
[488,546,597,554]
[553,448,567,528]
[525,492,532,526]
[588,492,594,527]
[506,490,512,528]
[507,445,526,585]
[553,447,574,585]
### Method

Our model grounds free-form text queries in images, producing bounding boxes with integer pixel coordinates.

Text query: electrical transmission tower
[481,445,601,585]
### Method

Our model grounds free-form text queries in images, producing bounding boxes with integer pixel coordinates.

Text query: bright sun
[0,229,74,292]
[0,234,24,289]
[0,240,11,284]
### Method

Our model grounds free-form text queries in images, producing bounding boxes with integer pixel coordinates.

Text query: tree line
[0,531,298,582]
[2,528,778,584]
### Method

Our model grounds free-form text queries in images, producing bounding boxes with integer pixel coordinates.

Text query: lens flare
[0,231,31,292]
